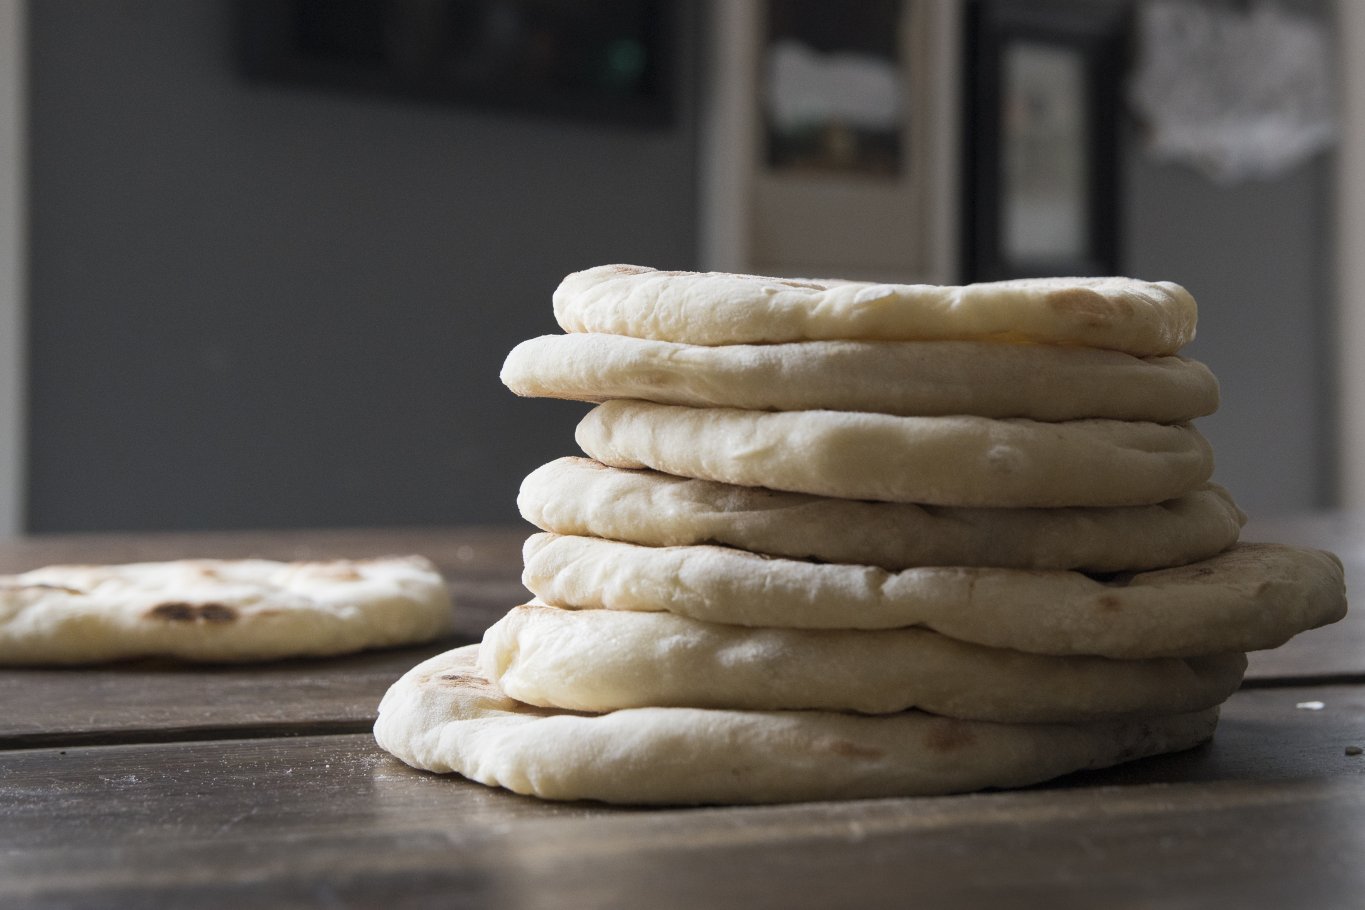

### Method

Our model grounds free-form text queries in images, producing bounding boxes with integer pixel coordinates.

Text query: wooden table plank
[2,684,1362,908]
[0,640,455,749]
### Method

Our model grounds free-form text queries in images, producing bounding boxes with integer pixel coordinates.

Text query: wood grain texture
[2,685,1362,908]
[0,641,455,749]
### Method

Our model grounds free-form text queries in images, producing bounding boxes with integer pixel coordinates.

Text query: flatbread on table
[577,401,1214,508]
[523,535,1342,659]
[553,265,1198,356]
[480,605,1246,723]
[523,535,1341,659]
[502,333,1219,422]
[520,458,1245,573]
[374,644,1221,805]
[0,556,452,664]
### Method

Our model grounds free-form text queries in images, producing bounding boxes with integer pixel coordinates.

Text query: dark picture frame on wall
[963,1,1128,281]
[237,0,675,128]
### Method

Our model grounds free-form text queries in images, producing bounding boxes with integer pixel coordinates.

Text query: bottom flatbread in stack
[375,646,1221,805]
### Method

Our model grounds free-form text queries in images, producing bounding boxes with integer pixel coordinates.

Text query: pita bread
[374,645,1220,805]
[553,265,1198,356]
[524,535,1343,659]
[480,605,1246,723]
[520,458,1245,572]
[577,401,1214,508]
[0,557,452,664]
[502,333,1219,422]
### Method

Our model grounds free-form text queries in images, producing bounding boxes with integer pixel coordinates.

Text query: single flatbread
[553,265,1198,356]
[502,334,1219,422]
[520,458,1245,572]
[577,401,1214,508]
[0,557,453,664]
[524,535,1344,659]
[480,605,1246,723]
[374,645,1221,805]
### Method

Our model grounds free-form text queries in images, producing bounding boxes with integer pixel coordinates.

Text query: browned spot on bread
[145,602,237,623]
[197,603,238,623]
[925,721,978,753]
[605,265,653,277]
[825,739,885,760]
[321,567,363,581]
[147,602,198,622]
[1047,287,1126,327]
[439,673,492,689]
[776,279,825,290]
[1098,595,1124,612]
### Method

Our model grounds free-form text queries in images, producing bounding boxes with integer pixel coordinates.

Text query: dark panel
[27,0,699,531]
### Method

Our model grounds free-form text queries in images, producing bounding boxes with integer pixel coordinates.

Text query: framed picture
[963,1,1127,280]
[238,0,674,128]
[763,0,904,178]
[699,0,961,284]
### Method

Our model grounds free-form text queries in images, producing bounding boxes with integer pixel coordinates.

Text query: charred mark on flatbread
[197,603,238,623]
[1047,287,1129,326]
[145,602,238,623]
[439,673,492,689]
[925,721,978,753]
[824,739,886,761]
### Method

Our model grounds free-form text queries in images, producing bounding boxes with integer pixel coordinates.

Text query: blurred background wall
[1,0,1347,530]
[23,0,699,531]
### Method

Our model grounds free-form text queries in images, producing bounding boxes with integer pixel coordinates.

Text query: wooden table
[1,520,1361,908]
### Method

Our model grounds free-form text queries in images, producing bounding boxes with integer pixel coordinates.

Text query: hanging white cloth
[1129,0,1336,183]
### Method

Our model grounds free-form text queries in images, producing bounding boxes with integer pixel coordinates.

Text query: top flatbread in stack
[375,265,1348,806]
[0,556,453,664]
[552,265,1198,355]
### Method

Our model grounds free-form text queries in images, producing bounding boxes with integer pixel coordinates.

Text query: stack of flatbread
[375,264,1347,805]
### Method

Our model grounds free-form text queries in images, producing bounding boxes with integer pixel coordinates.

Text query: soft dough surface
[576,401,1215,508]
[374,645,1221,805]
[519,458,1245,573]
[502,334,1219,422]
[553,265,1198,356]
[479,605,1247,724]
[522,535,1345,659]
[0,557,453,664]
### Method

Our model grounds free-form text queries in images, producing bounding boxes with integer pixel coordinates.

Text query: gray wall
[26,1,699,531]
[1123,139,1334,517]
[26,1,1332,529]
